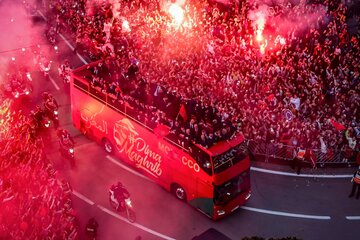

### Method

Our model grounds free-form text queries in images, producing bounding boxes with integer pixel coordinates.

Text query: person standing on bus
[348,166,360,199]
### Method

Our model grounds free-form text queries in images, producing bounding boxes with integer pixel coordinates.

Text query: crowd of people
[43,0,359,156]
[0,99,78,239]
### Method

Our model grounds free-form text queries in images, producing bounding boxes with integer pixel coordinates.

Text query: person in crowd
[348,166,360,199]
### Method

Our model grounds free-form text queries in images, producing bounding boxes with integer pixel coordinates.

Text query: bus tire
[102,138,114,154]
[171,184,187,202]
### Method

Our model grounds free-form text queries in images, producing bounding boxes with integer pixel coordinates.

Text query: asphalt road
[1,2,360,239]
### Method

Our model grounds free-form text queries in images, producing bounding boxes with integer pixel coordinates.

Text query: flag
[305,149,317,168]
[329,119,346,131]
[178,104,188,121]
[296,148,306,160]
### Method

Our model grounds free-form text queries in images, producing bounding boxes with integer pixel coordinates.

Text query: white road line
[73,190,95,205]
[48,75,60,90]
[106,155,152,182]
[251,167,352,178]
[58,33,88,65]
[241,206,331,220]
[37,10,47,21]
[76,52,89,65]
[58,33,74,51]
[97,205,176,240]
[346,216,360,220]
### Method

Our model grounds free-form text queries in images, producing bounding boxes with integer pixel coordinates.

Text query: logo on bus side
[114,118,163,177]
[80,106,108,134]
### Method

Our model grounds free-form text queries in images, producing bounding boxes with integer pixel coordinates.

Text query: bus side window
[191,147,212,176]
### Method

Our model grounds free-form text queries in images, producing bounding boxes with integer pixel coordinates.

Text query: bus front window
[214,170,250,205]
[212,141,248,174]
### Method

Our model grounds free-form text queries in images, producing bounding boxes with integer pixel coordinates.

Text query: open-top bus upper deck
[71,60,249,181]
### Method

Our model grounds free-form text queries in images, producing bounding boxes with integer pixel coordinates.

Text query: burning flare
[255,16,265,42]
[169,3,184,26]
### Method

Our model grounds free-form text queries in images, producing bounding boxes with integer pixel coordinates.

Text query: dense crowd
[44,0,359,155]
[0,99,78,239]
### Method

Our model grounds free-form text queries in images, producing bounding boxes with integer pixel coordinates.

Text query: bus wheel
[102,138,114,154]
[171,184,187,202]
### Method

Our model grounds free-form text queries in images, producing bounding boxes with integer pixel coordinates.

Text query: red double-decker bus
[70,61,251,219]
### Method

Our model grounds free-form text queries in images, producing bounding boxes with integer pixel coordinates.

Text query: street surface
[1,2,360,239]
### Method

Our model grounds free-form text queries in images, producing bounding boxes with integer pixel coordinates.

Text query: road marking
[251,167,352,178]
[241,206,331,220]
[58,33,74,51]
[346,216,360,220]
[37,10,47,21]
[48,75,60,90]
[73,190,95,205]
[97,205,176,240]
[58,33,88,65]
[106,156,152,182]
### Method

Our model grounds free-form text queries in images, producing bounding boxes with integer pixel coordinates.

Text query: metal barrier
[247,140,358,167]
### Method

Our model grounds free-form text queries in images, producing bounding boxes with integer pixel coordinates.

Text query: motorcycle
[59,136,75,168]
[59,137,75,160]
[30,109,51,131]
[5,72,33,99]
[39,60,52,77]
[85,218,98,240]
[109,190,136,223]
[58,64,71,84]
[36,54,52,78]
[44,100,59,128]
[46,26,57,45]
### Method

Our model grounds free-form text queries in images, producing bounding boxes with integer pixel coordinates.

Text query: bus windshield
[213,170,250,205]
[212,141,248,174]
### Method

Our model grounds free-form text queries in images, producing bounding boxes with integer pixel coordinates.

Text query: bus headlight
[217,210,226,216]
[26,73,32,81]
[69,148,74,154]
[204,161,211,169]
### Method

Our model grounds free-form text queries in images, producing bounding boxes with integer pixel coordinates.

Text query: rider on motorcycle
[59,59,72,83]
[32,105,45,122]
[85,217,98,240]
[57,129,75,146]
[42,92,59,110]
[30,105,48,130]
[109,182,130,211]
